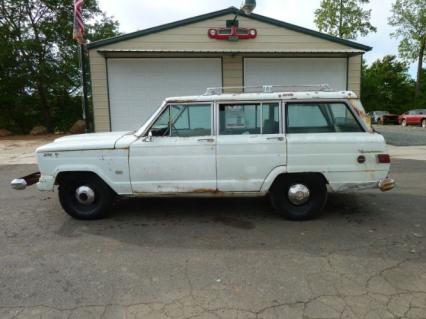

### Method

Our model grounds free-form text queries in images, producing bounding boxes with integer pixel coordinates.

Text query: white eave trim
[97,49,365,55]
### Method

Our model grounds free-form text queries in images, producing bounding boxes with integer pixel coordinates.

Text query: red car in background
[399,109,426,128]
[369,111,399,124]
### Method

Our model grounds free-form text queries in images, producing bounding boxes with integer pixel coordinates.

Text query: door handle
[266,137,284,141]
[198,138,215,142]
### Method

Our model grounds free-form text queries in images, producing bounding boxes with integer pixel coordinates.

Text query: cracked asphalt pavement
[0,159,425,319]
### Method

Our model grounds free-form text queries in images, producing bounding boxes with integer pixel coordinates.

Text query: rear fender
[260,166,287,193]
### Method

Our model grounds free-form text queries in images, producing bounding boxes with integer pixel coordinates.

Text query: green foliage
[361,55,420,114]
[389,0,426,61]
[0,0,119,133]
[314,0,377,39]
[389,0,426,97]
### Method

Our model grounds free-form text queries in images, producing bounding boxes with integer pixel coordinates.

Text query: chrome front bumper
[10,172,41,190]
[378,178,395,192]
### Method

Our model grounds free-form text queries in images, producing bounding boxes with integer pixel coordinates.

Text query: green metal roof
[87,7,372,52]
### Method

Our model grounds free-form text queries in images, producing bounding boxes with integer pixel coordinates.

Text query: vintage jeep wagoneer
[11,85,395,220]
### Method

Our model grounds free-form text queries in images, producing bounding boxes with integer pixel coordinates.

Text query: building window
[287,102,363,133]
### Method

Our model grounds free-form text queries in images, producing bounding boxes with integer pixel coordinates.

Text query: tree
[389,0,426,98]
[0,0,119,133]
[361,55,415,114]
[314,0,377,39]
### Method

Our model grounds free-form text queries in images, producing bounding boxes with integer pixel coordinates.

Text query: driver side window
[151,104,212,137]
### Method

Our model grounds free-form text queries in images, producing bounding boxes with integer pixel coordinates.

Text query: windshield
[135,101,167,136]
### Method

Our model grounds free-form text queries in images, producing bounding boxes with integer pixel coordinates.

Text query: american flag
[73,0,85,43]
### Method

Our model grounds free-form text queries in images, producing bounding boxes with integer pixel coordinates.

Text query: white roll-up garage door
[244,58,347,91]
[107,58,222,131]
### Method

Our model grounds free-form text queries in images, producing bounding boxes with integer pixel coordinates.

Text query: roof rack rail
[204,84,333,95]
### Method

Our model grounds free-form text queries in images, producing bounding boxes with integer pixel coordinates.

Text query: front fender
[36,149,132,195]
[51,164,132,195]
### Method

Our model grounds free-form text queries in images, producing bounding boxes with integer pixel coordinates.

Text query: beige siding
[222,56,243,92]
[99,15,352,52]
[348,55,362,97]
[89,50,111,132]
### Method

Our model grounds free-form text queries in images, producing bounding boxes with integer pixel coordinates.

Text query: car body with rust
[11,87,395,220]
[398,109,426,128]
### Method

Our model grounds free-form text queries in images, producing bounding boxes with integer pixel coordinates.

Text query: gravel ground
[374,125,426,146]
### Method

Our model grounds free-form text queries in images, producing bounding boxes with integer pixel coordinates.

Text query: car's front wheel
[270,174,328,221]
[58,173,115,220]
[401,119,407,127]
[422,119,426,128]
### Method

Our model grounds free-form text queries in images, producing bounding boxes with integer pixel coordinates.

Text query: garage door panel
[107,58,222,131]
[244,58,347,92]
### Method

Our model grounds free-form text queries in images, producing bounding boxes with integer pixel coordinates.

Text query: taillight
[377,154,391,164]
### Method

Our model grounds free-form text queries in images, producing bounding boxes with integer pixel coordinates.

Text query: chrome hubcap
[75,186,95,205]
[288,184,310,205]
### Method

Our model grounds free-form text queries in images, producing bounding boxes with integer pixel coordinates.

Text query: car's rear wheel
[401,119,407,127]
[58,173,114,220]
[422,119,426,128]
[270,174,328,221]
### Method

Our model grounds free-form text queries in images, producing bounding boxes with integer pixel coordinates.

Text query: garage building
[87,7,371,132]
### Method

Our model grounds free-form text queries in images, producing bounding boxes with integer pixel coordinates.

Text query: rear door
[407,110,418,125]
[216,101,286,192]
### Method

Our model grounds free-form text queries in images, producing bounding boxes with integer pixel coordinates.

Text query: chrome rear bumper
[378,178,395,192]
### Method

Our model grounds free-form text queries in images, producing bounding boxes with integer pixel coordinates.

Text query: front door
[129,103,216,193]
[216,102,286,192]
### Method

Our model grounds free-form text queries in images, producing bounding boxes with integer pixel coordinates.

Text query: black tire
[58,173,114,220]
[270,174,328,221]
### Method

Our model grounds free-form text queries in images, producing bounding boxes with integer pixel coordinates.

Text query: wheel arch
[262,170,329,193]
[55,170,117,195]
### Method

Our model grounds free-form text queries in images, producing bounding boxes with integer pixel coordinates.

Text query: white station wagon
[11,85,395,220]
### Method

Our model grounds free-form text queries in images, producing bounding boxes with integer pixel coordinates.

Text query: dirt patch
[0,134,66,165]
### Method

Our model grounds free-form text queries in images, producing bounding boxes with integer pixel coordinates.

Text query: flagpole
[78,42,90,132]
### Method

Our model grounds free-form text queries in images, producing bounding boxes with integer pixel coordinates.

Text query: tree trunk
[37,82,52,132]
[339,0,344,38]
[416,39,425,98]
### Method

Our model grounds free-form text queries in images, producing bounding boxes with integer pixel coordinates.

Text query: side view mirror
[143,131,153,142]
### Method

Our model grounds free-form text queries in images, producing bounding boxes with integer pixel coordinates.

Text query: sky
[97,0,417,77]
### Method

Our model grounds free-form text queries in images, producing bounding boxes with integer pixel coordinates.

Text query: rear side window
[219,102,280,135]
[286,102,364,134]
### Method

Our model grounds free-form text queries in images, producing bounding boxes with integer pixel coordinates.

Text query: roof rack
[204,84,333,95]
